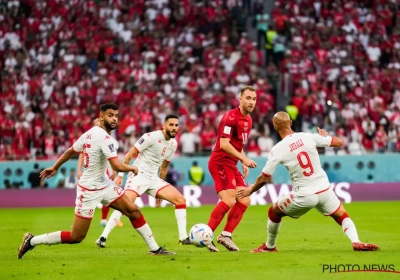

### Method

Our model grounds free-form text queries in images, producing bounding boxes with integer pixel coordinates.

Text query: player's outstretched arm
[237,173,272,199]
[40,147,77,179]
[220,138,257,168]
[316,127,343,147]
[109,157,139,174]
[117,146,139,178]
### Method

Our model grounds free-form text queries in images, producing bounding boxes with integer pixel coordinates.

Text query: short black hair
[100,103,119,112]
[164,114,179,122]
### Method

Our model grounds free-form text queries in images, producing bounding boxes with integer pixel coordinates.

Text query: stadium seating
[1,0,400,161]
[274,0,400,154]
[0,0,274,160]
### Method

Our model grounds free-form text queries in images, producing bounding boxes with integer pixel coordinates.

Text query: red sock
[207,201,230,232]
[61,231,72,244]
[268,206,282,223]
[101,206,110,220]
[334,212,349,225]
[223,202,248,234]
[130,215,146,229]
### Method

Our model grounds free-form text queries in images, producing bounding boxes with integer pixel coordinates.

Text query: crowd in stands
[266,0,400,155]
[2,0,400,162]
[0,0,277,161]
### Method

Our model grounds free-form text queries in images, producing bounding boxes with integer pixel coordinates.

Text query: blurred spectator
[166,163,180,187]
[64,169,78,189]
[188,161,204,186]
[180,129,200,157]
[54,168,66,188]
[27,163,41,189]
[375,125,388,153]
[4,179,12,189]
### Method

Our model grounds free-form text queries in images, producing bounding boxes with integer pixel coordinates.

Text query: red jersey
[210,107,252,165]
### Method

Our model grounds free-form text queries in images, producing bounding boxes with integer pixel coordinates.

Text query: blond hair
[240,85,256,96]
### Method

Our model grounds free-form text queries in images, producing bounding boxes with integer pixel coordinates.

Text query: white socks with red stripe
[175,204,188,240]
[266,219,281,249]
[30,231,72,246]
[341,218,360,243]
[130,215,159,251]
[101,210,123,239]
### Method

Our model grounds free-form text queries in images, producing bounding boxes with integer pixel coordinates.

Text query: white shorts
[125,172,170,198]
[75,181,125,219]
[276,187,341,218]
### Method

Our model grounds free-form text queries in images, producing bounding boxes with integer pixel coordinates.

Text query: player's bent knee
[174,196,186,206]
[125,205,142,219]
[222,199,236,208]
[238,196,251,206]
[70,232,86,243]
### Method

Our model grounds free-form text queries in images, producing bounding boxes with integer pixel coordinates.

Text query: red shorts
[208,161,246,193]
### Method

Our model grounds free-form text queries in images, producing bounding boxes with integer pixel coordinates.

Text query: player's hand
[156,198,162,208]
[242,164,249,179]
[77,171,82,179]
[317,127,329,137]
[114,176,123,186]
[242,157,257,168]
[237,186,252,199]
[40,167,57,180]
[131,165,138,175]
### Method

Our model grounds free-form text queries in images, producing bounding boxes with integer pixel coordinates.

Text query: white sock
[135,223,159,251]
[221,231,232,237]
[101,210,123,239]
[266,219,281,249]
[175,208,188,240]
[31,231,62,246]
[342,217,360,243]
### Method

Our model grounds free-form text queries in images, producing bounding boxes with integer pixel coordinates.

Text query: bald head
[93,118,100,126]
[272,111,292,131]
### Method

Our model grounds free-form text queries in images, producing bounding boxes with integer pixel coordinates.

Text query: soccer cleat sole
[17,232,34,259]
[217,236,239,251]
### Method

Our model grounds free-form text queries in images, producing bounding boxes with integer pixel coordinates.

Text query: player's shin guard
[222,202,248,236]
[175,204,188,240]
[334,212,360,243]
[101,210,123,239]
[130,215,159,251]
[207,201,231,232]
[266,207,282,249]
[30,231,72,246]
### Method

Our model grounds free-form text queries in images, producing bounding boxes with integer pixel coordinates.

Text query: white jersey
[133,130,177,175]
[105,138,119,178]
[262,132,333,196]
[72,126,118,190]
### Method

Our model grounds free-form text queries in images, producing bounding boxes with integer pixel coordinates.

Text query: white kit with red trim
[72,126,118,190]
[262,132,333,196]
[132,130,177,175]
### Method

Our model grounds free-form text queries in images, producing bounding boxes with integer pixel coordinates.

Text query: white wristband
[118,172,124,177]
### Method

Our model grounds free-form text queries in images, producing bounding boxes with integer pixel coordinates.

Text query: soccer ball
[189,224,213,247]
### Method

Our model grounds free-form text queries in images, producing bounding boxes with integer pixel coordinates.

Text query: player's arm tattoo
[250,173,272,194]
[159,160,170,180]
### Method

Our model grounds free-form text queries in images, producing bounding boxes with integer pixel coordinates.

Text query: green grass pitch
[1,202,400,280]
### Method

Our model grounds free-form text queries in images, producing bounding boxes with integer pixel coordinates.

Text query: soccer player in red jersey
[206,86,258,252]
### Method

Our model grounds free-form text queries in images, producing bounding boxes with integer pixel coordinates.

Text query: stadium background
[1,1,400,279]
